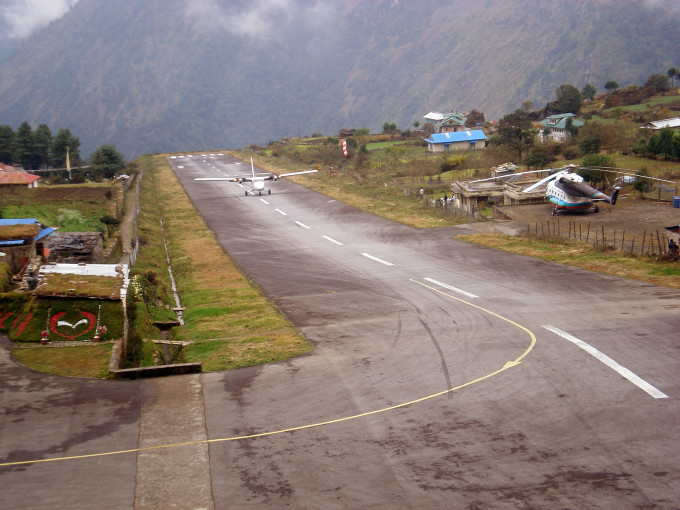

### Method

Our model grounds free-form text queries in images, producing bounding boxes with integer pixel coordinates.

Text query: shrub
[562,147,580,160]
[439,155,467,173]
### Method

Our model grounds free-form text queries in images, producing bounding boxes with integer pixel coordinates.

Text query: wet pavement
[1,153,679,509]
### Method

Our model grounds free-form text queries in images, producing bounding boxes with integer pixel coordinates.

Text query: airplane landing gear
[593,205,599,213]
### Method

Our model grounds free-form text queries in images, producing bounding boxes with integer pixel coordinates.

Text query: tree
[0,125,15,164]
[90,144,126,180]
[100,215,120,238]
[382,122,397,132]
[668,67,678,88]
[521,100,533,112]
[465,109,485,127]
[13,121,34,169]
[644,74,670,94]
[353,127,370,148]
[604,81,619,93]
[412,121,420,129]
[653,127,675,160]
[634,169,653,197]
[494,109,535,161]
[579,153,614,188]
[581,83,597,102]
[51,128,81,168]
[565,117,579,138]
[33,124,52,169]
[551,84,582,114]
[525,148,556,169]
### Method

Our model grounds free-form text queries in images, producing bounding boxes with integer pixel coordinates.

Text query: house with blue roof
[424,130,488,153]
[0,219,57,273]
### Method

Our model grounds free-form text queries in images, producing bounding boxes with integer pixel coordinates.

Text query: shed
[0,219,57,272]
[641,117,680,130]
[45,232,104,263]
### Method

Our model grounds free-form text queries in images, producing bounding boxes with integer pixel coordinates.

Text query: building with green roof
[538,113,584,143]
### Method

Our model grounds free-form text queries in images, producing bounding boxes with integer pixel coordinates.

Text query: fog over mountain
[0,0,679,158]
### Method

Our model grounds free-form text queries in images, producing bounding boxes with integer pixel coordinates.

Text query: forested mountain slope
[0,0,678,157]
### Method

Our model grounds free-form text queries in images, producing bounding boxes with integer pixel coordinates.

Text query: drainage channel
[159,217,184,326]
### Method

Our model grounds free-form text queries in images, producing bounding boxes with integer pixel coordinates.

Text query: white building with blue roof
[424,130,488,153]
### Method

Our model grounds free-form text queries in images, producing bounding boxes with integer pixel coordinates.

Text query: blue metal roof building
[424,130,488,153]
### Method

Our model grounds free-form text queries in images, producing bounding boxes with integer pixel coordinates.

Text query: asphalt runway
[171,153,680,508]
[1,152,678,509]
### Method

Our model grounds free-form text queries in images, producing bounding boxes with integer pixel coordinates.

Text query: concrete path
[135,374,213,509]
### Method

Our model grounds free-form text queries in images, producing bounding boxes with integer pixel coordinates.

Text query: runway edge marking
[542,325,668,399]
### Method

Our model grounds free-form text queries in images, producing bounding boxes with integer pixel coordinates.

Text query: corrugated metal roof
[40,263,129,278]
[424,111,445,121]
[642,117,680,129]
[0,218,38,225]
[425,130,488,143]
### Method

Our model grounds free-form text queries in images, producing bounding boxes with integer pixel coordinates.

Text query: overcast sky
[1,0,79,40]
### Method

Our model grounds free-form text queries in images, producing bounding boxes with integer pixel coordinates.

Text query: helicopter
[522,167,619,215]
[472,165,675,216]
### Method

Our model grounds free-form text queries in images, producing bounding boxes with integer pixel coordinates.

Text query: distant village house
[640,117,680,130]
[0,163,40,188]
[424,130,488,153]
[423,111,468,133]
[538,113,584,143]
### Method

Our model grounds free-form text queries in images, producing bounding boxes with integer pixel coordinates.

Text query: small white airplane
[195,158,317,196]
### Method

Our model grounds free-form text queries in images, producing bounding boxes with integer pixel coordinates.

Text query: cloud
[644,0,680,13]
[185,0,337,40]
[1,0,80,39]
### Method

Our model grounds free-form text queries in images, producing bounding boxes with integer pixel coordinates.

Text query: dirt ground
[497,194,680,247]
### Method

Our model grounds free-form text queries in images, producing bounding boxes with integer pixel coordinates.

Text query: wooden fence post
[621,230,625,251]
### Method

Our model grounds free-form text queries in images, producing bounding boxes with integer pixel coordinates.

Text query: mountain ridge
[0,0,678,158]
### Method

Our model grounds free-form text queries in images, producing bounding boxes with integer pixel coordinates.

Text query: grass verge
[459,234,680,289]
[13,343,114,378]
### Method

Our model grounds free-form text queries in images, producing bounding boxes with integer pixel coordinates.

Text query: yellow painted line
[410,278,536,364]
[0,279,536,468]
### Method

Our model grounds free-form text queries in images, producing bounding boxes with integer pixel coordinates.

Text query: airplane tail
[251,157,256,180]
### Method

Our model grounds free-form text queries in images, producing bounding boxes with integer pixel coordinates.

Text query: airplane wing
[278,170,318,178]
[194,177,239,181]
